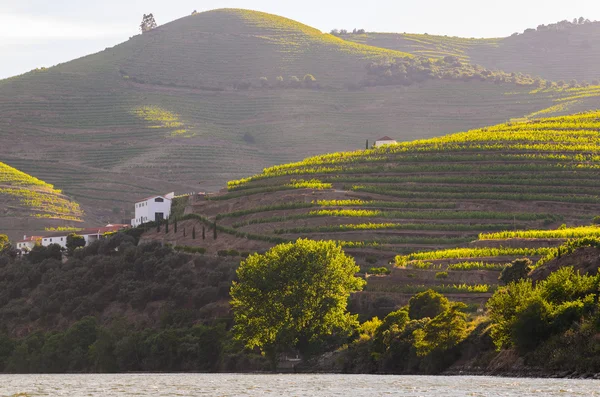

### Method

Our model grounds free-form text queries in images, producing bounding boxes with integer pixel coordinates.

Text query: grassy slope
[159,111,600,305]
[0,9,597,236]
[0,162,83,240]
[344,22,600,82]
[184,111,600,254]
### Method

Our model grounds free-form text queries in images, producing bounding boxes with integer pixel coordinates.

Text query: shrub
[435,272,448,279]
[365,256,378,264]
[173,246,206,254]
[499,258,533,285]
[368,267,391,275]
[408,290,450,320]
[593,216,600,225]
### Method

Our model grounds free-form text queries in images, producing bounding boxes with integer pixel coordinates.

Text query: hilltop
[343,19,600,82]
[2,9,600,236]
[0,162,83,240]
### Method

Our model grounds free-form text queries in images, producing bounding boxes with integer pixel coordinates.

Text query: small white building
[374,136,397,147]
[41,234,68,248]
[40,224,129,249]
[16,236,43,251]
[131,192,174,227]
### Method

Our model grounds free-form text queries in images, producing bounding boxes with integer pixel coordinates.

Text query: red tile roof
[377,136,395,141]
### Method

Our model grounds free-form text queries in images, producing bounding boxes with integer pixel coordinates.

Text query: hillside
[169,111,600,255]
[2,9,600,237]
[0,162,83,240]
[344,20,600,82]
[138,111,600,308]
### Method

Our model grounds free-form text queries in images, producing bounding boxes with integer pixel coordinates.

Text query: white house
[16,236,43,251]
[40,224,129,249]
[374,136,397,147]
[41,234,68,248]
[131,192,174,227]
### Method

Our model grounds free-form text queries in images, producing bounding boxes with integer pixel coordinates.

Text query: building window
[61,238,63,241]
[155,198,164,203]
[50,238,52,242]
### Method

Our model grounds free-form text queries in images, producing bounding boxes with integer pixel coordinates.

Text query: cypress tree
[192,227,196,239]
[174,218,178,233]
[202,226,206,240]
[213,221,218,240]
[366,139,369,149]
[165,218,169,234]
[183,227,186,237]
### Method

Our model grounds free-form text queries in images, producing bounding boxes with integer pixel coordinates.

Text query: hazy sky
[1,0,599,79]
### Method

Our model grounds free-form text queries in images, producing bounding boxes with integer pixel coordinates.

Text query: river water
[1,374,599,396]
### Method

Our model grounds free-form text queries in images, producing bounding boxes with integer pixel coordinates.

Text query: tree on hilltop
[140,14,158,34]
[230,239,365,368]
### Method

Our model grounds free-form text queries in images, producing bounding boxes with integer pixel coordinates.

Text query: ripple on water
[1,374,600,397]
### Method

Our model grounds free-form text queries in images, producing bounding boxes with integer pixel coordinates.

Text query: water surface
[1,374,599,396]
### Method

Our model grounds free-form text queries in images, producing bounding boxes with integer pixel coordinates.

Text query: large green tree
[230,238,365,365]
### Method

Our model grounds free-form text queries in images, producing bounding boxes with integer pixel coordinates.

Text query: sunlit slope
[113,8,411,88]
[345,22,600,82]
[187,111,600,259]
[0,162,83,239]
[0,8,598,235]
[345,33,499,63]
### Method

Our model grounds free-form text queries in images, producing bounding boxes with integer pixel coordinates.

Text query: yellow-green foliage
[310,209,381,218]
[286,179,332,190]
[45,226,82,232]
[447,262,507,271]
[133,106,193,137]
[227,111,600,190]
[0,162,54,189]
[315,199,370,206]
[231,9,413,60]
[0,162,83,221]
[396,247,554,266]
[480,225,600,240]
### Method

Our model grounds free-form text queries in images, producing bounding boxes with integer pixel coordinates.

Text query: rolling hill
[168,111,600,255]
[2,9,600,237]
[142,110,600,307]
[343,19,600,82]
[0,162,83,240]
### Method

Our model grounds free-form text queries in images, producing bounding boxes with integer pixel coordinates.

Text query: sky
[1,0,599,79]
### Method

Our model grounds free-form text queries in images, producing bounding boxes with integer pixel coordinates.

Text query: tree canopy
[230,238,365,364]
[140,14,158,34]
[408,289,450,320]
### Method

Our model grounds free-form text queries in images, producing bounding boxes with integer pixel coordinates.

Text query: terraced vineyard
[180,111,600,260]
[0,162,83,239]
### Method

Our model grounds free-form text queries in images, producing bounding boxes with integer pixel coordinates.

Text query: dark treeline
[2,230,600,375]
[0,232,269,373]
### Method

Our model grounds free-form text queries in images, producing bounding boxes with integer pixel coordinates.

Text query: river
[1,374,599,396]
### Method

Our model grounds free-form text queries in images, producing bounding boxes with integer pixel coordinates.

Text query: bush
[408,290,450,320]
[435,272,448,279]
[499,258,532,285]
[173,246,206,254]
[592,216,600,224]
[365,256,378,264]
[368,267,391,275]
